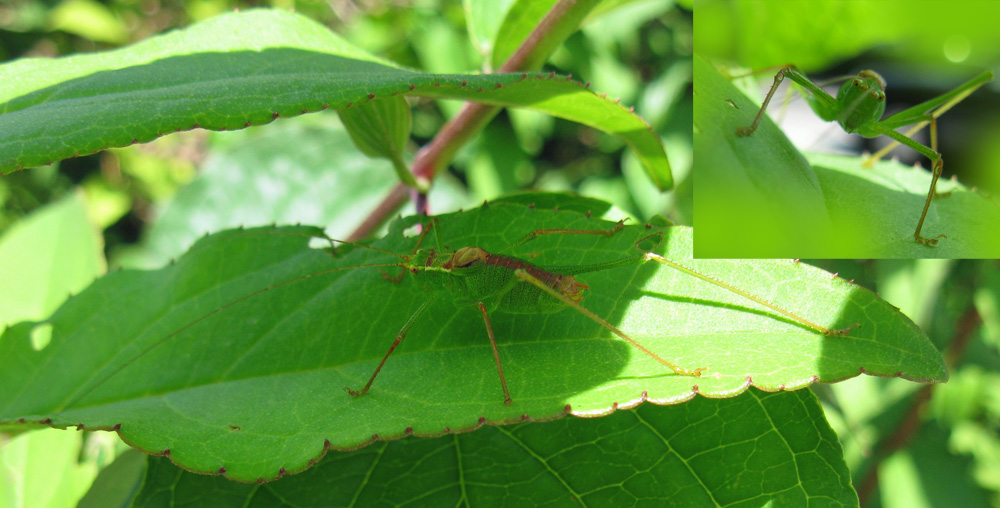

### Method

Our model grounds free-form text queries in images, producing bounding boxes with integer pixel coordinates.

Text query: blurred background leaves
[0,0,692,262]
[696,0,1000,505]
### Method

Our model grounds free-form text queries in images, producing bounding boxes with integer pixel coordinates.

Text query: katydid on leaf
[736,65,993,246]
[338,217,854,405]
[58,212,856,410]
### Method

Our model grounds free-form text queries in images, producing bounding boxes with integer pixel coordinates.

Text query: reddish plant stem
[856,304,982,506]
[347,0,583,240]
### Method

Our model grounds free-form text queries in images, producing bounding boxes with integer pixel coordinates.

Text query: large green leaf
[0,8,669,188]
[128,390,858,507]
[693,54,1000,258]
[0,202,945,482]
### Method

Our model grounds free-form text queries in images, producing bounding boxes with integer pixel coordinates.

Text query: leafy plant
[0,2,961,507]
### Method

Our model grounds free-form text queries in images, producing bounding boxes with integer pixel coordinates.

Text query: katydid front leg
[735,65,851,137]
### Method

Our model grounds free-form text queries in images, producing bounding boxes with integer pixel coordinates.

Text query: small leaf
[337,96,420,189]
[337,96,411,161]
[0,201,944,481]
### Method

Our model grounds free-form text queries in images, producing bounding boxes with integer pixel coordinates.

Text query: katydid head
[837,70,887,133]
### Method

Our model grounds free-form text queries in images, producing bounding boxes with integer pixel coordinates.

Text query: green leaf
[491,0,560,69]
[337,96,411,160]
[336,96,419,188]
[808,153,1000,258]
[76,449,146,508]
[463,0,518,58]
[127,391,858,507]
[0,192,104,327]
[0,8,669,189]
[0,202,944,482]
[693,53,834,257]
[693,54,1000,258]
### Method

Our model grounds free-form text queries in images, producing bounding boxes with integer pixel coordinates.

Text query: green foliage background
[0,1,996,508]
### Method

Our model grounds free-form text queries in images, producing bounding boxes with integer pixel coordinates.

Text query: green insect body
[413,246,588,314]
[737,65,994,245]
[830,70,887,134]
[342,219,714,406]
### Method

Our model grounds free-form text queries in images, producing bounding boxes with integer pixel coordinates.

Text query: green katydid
[51,211,856,410]
[316,216,854,405]
[735,65,993,246]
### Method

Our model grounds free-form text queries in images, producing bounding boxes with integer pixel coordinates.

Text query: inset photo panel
[694,0,1000,258]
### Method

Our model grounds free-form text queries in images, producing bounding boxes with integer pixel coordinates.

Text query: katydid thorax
[736,65,993,246]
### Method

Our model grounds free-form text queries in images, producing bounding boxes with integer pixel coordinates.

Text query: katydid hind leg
[513,268,709,378]
[913,117,947,246]
[871,121,948,245]
[638,245,857,337]
[633,232,857,336]
[476,302,512,405]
